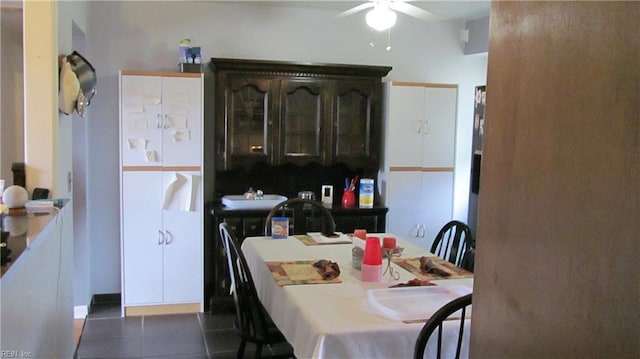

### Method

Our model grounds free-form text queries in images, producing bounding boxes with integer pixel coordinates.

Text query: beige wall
[23,0,57,196]
[471,2,639,357]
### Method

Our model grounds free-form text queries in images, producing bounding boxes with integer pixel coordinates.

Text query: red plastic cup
[382,236,396,249]
[353,229,367,240]
[363,237,382,265]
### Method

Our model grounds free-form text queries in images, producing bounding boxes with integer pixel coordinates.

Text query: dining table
[240,233,474,359]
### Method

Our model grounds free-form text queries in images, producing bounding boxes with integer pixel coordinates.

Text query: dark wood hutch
[205,58,392,311]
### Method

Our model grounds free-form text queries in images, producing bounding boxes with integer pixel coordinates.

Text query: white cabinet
[121,171,202,306]
[383,82,457,249]
[119,71,203,315]
[120,74,202,167]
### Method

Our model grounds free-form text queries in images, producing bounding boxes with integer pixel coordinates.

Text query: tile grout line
[197,313,212,359]
[140,315,145,358]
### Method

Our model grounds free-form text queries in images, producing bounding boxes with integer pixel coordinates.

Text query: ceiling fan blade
[389,2,444,22]
[337,2,374,18]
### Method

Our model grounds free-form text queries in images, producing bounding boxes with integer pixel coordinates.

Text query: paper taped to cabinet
[163,172,200,211]
[125,117,148,132]
[165,93,189,106]
[165,104,188,118]
[127,138,147,150]
[166,115,187,129]
[123,103,144,113]
[145,150,158,162]
[172,130,191,142]
[142,95,161,105]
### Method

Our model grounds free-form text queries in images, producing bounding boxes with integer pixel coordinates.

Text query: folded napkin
[419,256,451,277]
[389,278,434,288]
[307,232,351,244]
[313,259,341,280]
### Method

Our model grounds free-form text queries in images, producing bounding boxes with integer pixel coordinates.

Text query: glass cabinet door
[333,80,378,166]
[227,77,274,167]
[279,79,327,165]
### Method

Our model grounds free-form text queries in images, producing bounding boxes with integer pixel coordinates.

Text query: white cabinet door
[387,85,424,167]
[422,87,457,168]
[121,76,163,167]
[419,171,454,249]
[386,171,454,250]
[161,171,202,303]
[122,171,164,305]
[386,171,426,248]
[161,77,202,167]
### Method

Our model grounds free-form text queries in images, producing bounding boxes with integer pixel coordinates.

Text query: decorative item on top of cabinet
[119,71,204,316]
[210,58,391,172]
[382,82,458,249]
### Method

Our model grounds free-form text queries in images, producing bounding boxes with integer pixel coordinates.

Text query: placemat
[266,260,342,286]
[392,257,474,281]
[294,233,352,246]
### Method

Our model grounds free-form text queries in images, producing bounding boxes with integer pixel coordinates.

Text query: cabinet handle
[422,120,430,135]
[410,224,426,238]
[156,114,162,129]
[163,114,169,129]
[157,230,164,245]
[416,120,423,134]
[165,230,173,245]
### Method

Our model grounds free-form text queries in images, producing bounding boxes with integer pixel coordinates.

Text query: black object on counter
[32,188,50,200]
[11,162,25,188]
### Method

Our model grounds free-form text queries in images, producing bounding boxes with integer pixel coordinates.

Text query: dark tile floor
[74,302,293,359]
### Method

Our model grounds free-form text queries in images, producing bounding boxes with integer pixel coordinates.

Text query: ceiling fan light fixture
[366,3,397,31]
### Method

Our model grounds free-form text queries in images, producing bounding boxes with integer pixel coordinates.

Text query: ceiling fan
[338,0,443,31]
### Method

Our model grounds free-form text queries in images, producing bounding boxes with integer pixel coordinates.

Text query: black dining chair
[414,293,473,359]
[264,197,336,236]
[218,222,294,359]
[430,220,475,272]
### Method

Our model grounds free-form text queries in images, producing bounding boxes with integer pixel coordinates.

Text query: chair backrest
[264,197,336,236]
[414,294,473,359]
[430,220,474,268]
[218,222,271,341]
[460,247,475,273]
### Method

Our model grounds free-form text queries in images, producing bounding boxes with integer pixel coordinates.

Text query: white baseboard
[74,305,88,319]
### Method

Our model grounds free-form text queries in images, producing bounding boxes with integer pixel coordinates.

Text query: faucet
[243,187,256,200]
[243,187,264,200]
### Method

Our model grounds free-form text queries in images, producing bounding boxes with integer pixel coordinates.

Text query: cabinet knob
[422,120,430,135]
[410,224,426,238]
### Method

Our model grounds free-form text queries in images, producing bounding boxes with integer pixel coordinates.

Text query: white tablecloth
[241,234,473,359]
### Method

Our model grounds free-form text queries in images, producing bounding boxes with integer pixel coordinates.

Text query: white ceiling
[0,1,491,34]
[236,1,491,21]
